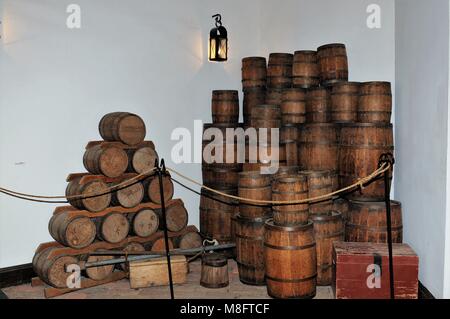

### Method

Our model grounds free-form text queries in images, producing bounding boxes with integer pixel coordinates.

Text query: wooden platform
[3,260,334,299]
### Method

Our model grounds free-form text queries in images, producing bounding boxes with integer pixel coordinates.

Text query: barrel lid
[273,175,307,184]
[235,214,272,224]
[203,123,244,130]
[360,81,391,86]
[294,50,317,55]
[242,56,266,62]
[310,211,342,223]
[265,219,313,232]
[202,253,227,267]
[331,81,361,87]
[212,90,239,94]
[349,199,401,209]
[317,43,346,51]
[340,123,393,128]
[269,52,294,58]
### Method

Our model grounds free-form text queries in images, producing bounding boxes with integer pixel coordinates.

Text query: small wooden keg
[243,87,266,125]
[120,242,145,272]
[272,176,309,226]
[264,220,317,299]
[200,253,229,288]
[158,203,188,233]
[151,237,175,252]
[99,112,146,146]
[111,180,144,208]
[85,250,115,281]
[299,170,335,214]
[293,50,320,89]
[97,213,130,244]
[306,87,331,123]
[33,248,79,288]
[128,208,159,237]
[127,146,159,174]
[358,82,392,123]
[317,43,348,86]
[144,174,174,204]
[331,82,360,123]
[310,211,344,286]
[83,144,129,178]
[346,200,403,243]
[267,53,293,88]
[265,88,284,106]
[281,88,306,125]
[211,90,240,124]
[238,171,272,218]
[250,104,281,129]
[66,178,111,213]
[49,212,96,249]
[242,57,267,90]
[174,231,203,249]
[339,123,394,201]
[281,124,299,166]
[235,214,269,285]
[298,124,339,171]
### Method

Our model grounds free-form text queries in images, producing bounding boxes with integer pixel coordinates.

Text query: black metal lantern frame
[209,14,228,62]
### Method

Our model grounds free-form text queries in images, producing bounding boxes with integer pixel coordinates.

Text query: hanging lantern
[209,14,228,62]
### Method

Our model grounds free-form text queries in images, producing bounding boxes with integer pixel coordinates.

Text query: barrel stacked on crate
[33,112,202,294]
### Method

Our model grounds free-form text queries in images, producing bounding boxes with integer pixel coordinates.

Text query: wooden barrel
[270,165,301,180]
[235,214,269,285]
[128,208,159,237]
[49,212,96,249]
[267,53,293,88]
[120,242,145,271]
[293,51,320,89]
[272,176,309,226]
[331,82,360,123]
[211,90,239,124]
[243,87,266,125]
[250,104,281,129]
[299,170,335,214]
[310,211,344,285]
[85,250,115,281]
[242,57,267,90]
[281,124,299,166]
[83,145,129,178]
[200,253,229,288]
[158,203,188,233]
[144,174,174,204]
[358,82,392,123]
[317,43,348,86]
[66,178,111,212]
[281,88,306,125]
[245,134,285,170]
[111,180,144,208]
[33,248,79,288]
[238,171,272,218]
[200,188,238,243]
[202,166,240,189]
[174,231,203,249]
[339,123,394,201]
[332,198,349,224]
[264,220,317,298]
[127,146,159,174]
[306,87,331,123]
[99,112,146,146]
[346,200,403,243]
[298,124,339,171]
[265,88,284,107]
[151,237,174,252]
[97,213,130,244]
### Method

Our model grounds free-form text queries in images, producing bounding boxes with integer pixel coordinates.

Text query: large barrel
[96,213,130,244]
[127,146,159,174]
[238,171,272,218]
[281,88,306,125]
[143,174,174,204]
[339,123,394,201]
[33,248,79,288]
[281,124,299,166]
[235,214,269,285]
[83,145,129,178]
[158,202,188,233]
[358,82,392,123]
[48,212,96,249]
[265,88,284,106]
[292,51,320,89]
[310,211,344,286]
[298,124,339,171]
[346,200,403,243]
[211,90,239,124]
[264,220,317,299]
[243,87,266,125]
[99,112,146,146]
[331,82,360,123]
[317,43,348,86]
[267,53,293,89]
[128,208,159,238]
[299,170,335,214]
[65,178,111,212]
[272,176,309,226]
[306,87,331,123]
[111,180,144,208]
[250,104,281,129]
[242,57,267,90]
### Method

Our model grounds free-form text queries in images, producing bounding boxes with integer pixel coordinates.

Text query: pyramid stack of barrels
[202,43,402,298]
[33,112,202,289]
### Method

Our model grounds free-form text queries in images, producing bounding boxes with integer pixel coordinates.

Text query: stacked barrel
[33,112,202,289]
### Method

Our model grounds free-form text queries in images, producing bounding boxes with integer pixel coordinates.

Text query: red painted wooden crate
[332,242,419,299]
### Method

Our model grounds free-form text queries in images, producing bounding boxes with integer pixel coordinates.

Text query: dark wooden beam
[418,281,435,299]
[0,263,35,289]
[0,289,8,299]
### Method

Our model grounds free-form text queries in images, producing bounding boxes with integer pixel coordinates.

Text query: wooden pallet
[85,140,155,150]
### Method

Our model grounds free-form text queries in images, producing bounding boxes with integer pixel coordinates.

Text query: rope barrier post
[156,158,175,300]
[378,153,395,299]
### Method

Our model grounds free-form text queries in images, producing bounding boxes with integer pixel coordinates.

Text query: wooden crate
[129,256,188,289]
[332,242,419,299]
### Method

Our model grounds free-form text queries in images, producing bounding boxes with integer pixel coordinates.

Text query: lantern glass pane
[218,39,227,60]
[209,38,216,60]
